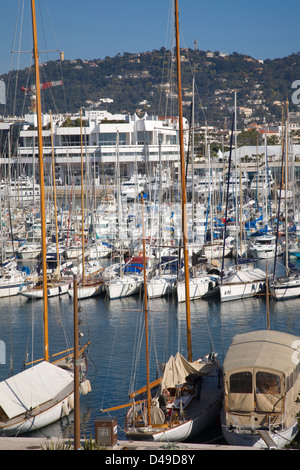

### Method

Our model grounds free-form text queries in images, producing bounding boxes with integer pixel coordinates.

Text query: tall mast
[31,0,49,361]
[50,111,60,276]
[175,0,192,362]
[141,193,151,426]
[80,108,85,285]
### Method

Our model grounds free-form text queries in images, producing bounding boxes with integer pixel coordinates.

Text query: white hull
[20,281,70,299]
[177,276,214,303]
[201,244,232,260]
[17,248,41,260]
[68,282,103,299]
[220,267,266,302]
[0,361,91,437]
[248,235,281,259]
[0,391,74,436]
[64,247,83,259]
[270,277,300,300]
[147,275,177,298]
[221,410,299,449]
[105,275,142,300]
[0,279,25,298]
[220,280,264,302]
[250,247,277,259]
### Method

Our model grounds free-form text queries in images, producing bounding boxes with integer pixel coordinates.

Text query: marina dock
[0,437,258,451]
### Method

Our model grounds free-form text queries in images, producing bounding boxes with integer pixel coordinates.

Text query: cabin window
[230,372,252,393]
[256,372,280,394]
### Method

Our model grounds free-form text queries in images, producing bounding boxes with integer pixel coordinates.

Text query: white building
[18,110,188,185]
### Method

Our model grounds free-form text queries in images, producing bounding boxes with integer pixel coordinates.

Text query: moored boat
[221,330,300,449]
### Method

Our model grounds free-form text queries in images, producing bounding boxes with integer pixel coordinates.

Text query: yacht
[221,330,300,449]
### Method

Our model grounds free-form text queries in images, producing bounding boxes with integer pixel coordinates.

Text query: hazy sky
[0,0,300,74]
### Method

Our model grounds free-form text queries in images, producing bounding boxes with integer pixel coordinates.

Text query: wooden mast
[175,0,192,361]
[141,193,151,426]
[31,0,49,362]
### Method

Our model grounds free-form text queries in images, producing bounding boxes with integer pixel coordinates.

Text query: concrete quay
[0,437,258,451]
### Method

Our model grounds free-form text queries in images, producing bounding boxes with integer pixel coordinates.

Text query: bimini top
[223,330,300,376]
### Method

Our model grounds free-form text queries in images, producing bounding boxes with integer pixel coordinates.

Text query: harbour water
[0,257,300,445]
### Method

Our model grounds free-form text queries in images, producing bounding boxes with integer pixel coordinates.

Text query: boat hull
[68,283,103,299]
[270,277,300,300]
[220,280,264,302]
[147,275,177,299]
[125,358,223,443]
[177,276,214,303]
[105,276,142,300]
[221,410,299,449]
[19,281,70,299]
[0,391,74,436]
[126,396,222,442]
[0,282,24,298]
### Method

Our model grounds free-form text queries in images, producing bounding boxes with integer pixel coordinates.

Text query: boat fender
[80,379,91,395]
[62,401,69,416]
[68,396,74,410]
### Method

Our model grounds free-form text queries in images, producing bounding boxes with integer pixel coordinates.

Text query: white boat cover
[223,330,300,376]
[0,361,73,419]
[161,352,213,390]
[225,267,266,284]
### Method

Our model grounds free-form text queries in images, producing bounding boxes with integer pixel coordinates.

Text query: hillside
[1,48,300,127]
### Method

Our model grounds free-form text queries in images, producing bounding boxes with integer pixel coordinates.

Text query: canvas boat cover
[223,330,300,376]
[160,352,214,391]
[224,267,266,284]
[0,361,73,420]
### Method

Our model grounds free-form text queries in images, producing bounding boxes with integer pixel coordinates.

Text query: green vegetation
[2,48,300,126]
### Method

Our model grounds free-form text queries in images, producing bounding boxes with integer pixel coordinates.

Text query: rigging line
[179,33,207,123]
[43,0,64,67]
[129,306,145,396]
[158,0,175,118]
[12,0,25,118]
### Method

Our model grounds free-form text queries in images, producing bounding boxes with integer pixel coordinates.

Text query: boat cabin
[223,330,300,434]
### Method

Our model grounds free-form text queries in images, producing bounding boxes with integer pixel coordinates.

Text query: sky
[0,0,300,75]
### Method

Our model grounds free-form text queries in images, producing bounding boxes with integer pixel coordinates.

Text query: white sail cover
[0,361,73,419]
[161,352,209,390]
[225,267,266,284]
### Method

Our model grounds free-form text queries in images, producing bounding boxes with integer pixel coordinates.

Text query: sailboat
[221,264,300,449]
[269,101,300,300]
[68,109,104,300]
[19,111,72,300]
[104,133,144,300]
[221,330,300,448]
[103,2,223,442]
[0,1,91,436]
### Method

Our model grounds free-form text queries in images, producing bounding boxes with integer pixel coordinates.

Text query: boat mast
[141,193,151,426]
[31,0,49,361]
[175,0,192,361]
[50,111,60,275]
[80,108,85,285]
